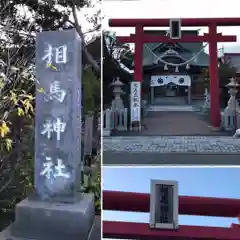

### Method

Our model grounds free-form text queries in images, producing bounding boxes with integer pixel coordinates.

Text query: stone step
[154,97,186,105]
[147,105,194,112]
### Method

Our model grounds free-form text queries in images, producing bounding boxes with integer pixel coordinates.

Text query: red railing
[103,190,240,240]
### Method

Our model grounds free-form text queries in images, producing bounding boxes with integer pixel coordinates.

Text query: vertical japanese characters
[39,44,70,183]
[159,185,170,223]
[130,82,141,122]
[35,30,82,201]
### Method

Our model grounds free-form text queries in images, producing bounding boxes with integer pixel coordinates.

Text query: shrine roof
[142,30,209,67]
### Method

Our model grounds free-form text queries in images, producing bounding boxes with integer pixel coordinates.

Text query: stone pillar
[0,29,97,240]
[151,86,154,104]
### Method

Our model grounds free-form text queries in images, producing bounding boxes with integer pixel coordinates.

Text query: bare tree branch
[70,2,100,72]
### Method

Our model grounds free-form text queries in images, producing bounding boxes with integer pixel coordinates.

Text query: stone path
[143,111,226,136]
[112,111,232,136]
[104,136,240,153]
[104,105,237,165]
[103,136,240,165]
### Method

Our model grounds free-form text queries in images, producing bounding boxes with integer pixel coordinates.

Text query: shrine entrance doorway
[150,75,191,105]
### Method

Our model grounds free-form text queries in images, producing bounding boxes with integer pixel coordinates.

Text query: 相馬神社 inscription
[35,29,82,202]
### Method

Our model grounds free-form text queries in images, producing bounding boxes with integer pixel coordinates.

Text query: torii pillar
[134,25,144,83]
[209,23,221,130]
[109,18,240,129]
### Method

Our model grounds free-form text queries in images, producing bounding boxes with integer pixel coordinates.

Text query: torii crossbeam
[103,190,240,240]
[108,18,240,128]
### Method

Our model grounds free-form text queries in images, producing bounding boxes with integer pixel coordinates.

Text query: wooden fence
[81,112,101,185]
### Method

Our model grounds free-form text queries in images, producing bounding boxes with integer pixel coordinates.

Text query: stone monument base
[131,121,142,132]
[0,193,95,240]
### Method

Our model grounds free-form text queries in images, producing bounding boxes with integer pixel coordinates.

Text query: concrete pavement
[103,136,240,165]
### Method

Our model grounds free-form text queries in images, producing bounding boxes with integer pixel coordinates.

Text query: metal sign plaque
[150,180,179,229]
[170,19,182,39]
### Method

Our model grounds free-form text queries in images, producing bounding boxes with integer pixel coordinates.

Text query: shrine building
[138,30,210,105]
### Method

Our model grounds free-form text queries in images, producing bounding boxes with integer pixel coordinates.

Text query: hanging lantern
[164,64,168,70]
[175,66,179,72]
[186,64,190,70]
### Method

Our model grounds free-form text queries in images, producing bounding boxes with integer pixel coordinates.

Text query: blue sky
[103,167,240,227]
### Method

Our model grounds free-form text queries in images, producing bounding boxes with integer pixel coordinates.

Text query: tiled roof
[141,30,209,67]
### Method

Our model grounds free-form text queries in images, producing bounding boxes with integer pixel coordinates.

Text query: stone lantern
[223,77,240,131]
[110,77,125,110]
[225,77,239,111]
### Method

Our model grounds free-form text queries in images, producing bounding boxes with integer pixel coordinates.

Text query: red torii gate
[103,190,240,240]
[108,18,240,129]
